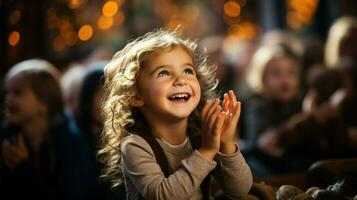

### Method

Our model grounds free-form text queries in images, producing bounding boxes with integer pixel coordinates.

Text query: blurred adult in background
[0,59,89,200]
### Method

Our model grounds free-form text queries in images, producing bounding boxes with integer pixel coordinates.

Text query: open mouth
[168,93,191,102]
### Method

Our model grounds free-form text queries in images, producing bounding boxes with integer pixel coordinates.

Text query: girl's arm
[121,135,217,200]
[213,148,253,199]
[213,90,253,199]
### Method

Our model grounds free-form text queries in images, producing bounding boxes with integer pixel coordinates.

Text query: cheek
[150,83,167,97]
[195,82,201,97]
[264,75,278,89]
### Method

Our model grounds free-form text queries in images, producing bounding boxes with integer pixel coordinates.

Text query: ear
[131,95,144,107]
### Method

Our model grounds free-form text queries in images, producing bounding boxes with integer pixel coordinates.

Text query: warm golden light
[224,1,241,17]
[102,1,118,17]
[117,0,125,7]
[9,10,21,24]
[237,0,247,7]
[97,16,114,30]
[228,22,260,40]
[53,36,66,51]
[287,12,302,30]
[48,14,58,29]
[60,20,74,37]
[166,19,183,32]
[184,5,199,21]
[114,10,125,26]
[68,0,86,9]
[78,25,93,41]
[286,0,319,30]
[8,31,20,46]
[65,32,78,46]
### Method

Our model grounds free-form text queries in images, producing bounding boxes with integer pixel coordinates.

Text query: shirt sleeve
[121,135,217,200]
[213,145,253,199]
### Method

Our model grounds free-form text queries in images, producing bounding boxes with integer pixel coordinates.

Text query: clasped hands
[199,90,241,160]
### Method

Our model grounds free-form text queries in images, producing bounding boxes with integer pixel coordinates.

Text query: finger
[207,106,220,133]
[201,100,211,121]
[204,99,219,123]
[228,90,237,110]
[214,112,225,135]
[223,93,229,113]
[202,100,215,126]
[225,101,241,126]
[232,101,241,120]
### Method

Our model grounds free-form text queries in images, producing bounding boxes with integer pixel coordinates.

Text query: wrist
[220,142,237,154]
[198,148,217,160]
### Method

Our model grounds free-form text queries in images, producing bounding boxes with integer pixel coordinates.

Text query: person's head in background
[261,30,304,59]
[4,59,63,130]
[60,64,87,117]
[76,62,106,150]
[247,44,301,103]
[325,16,357,68]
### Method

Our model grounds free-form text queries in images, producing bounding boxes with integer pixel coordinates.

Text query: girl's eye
[158,70,170,77]
[184,68,194,75]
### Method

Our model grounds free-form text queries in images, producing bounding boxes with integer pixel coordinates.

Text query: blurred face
[135,46,201,124]
[263,57,300,102]
[4,75,47,126]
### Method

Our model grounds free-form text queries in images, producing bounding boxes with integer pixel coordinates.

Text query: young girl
[98,30,253,199]
[0,59,89,199]
[243,44,303,177]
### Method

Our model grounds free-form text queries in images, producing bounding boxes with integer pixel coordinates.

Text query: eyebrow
[150,63,194,76]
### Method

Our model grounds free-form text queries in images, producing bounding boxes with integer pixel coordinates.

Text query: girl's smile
[135,45,201,122]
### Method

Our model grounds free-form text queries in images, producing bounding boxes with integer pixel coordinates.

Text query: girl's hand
[1,134,29,170]
[199,99,225,160]
[220,91,241,154]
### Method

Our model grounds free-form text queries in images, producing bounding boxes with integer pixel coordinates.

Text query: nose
[173,75,187,86]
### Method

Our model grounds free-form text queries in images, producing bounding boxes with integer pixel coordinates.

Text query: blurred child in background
[0,59,89,200]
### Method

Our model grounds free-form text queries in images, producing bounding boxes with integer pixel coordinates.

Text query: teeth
[172,94,188,98]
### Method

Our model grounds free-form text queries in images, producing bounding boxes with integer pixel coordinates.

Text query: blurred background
[1,0,356,73]
[1,1,357,199]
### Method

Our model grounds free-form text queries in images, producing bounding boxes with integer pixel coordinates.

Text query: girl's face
[4,75,47,126]
[135,45,201,123]
[263,57,300,102]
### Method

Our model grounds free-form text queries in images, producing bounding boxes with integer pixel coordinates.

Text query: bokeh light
[78,24,93,41]
[8,31,20,46]
[98,16,114,30]
[102,1,118,17]
[224,1,241,18]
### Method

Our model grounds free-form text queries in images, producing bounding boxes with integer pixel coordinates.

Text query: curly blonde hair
[98,29,218,188]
